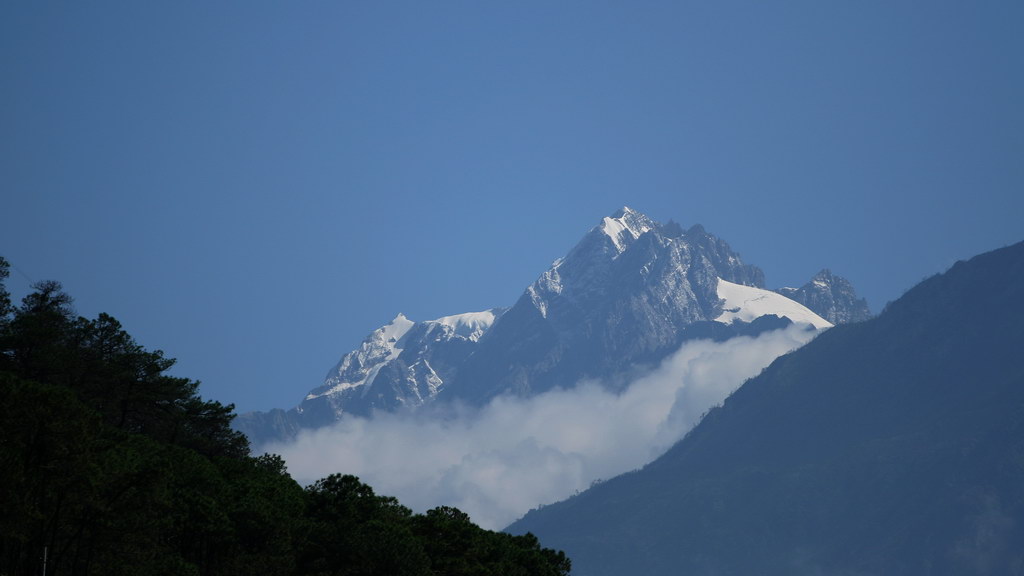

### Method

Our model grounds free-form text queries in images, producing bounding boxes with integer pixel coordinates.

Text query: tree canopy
[0,256,570,576]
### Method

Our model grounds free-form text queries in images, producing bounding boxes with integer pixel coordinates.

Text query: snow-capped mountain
[776,269,872,324]
[309,309,504,414]
[236,208,867,447]
[236,309,504,444]
[716,278,832,329]
[446,208,800,403]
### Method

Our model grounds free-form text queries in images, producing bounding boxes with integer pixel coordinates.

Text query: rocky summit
[236,208,869,447]
[776,269,872,324]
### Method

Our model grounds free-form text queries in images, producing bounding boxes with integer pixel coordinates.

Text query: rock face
[236,207,849,447]
[312,310,503,415]
[508,241,1024,576]
[235,309,504,445]
[447,208,775,403]
[776,269,871,324]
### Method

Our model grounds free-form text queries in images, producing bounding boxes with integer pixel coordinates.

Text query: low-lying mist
[266,324,819,530]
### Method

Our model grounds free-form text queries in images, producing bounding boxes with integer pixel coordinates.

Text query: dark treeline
[0,257,571,576]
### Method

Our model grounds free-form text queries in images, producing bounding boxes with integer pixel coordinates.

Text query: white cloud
[267,324,819,530]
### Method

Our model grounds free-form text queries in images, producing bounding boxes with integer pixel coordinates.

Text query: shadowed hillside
[510,241,1024,576]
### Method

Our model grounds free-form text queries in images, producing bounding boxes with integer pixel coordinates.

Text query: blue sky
[3,1,1022,414]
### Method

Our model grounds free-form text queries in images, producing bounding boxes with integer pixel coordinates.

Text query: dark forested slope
[0,257,570,576]
[509,241,1024,576]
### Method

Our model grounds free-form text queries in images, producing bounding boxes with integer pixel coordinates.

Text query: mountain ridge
[508,240,1024,575]
[237,208,867,447]
[776,269,872,324]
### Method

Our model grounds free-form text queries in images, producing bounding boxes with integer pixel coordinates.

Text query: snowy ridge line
[599,206,655,255]
[715,278,832,329]
[310,308,504,402]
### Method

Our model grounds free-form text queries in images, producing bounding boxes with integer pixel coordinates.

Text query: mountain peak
[610,205,636,218]
[379,313,414,344]
[775,270,871,324]
[811,269,837,285]
[237,209,856,447]
[598,207,656,254]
